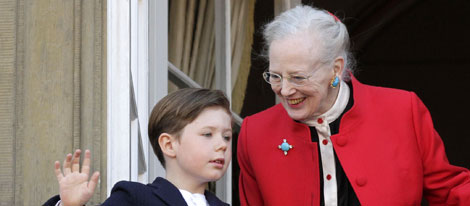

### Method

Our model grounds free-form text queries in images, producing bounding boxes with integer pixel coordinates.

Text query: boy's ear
[158,133,177,158]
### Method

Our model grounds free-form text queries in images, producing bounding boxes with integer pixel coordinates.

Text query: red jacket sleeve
[411,92,470,205]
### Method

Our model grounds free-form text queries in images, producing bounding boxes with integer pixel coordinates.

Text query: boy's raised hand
[54,149,100,206]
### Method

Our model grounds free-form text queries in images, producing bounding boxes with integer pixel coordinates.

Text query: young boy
[44,88,232,206]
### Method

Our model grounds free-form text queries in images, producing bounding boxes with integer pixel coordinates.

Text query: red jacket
[238,77,470,205]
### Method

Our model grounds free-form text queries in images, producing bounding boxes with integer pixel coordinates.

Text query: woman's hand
[54,149,100,206]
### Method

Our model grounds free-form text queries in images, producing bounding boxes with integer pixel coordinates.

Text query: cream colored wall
[0,0,107,205]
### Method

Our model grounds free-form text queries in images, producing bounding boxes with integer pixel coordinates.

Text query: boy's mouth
[210,158,225,168]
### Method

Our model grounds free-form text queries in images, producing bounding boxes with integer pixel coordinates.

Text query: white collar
[179,189,209,206]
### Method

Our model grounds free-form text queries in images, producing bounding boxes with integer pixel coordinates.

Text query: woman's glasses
[262,71,314,87]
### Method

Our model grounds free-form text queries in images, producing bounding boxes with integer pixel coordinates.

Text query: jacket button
[356,177,367,187]
[335,135,348,146]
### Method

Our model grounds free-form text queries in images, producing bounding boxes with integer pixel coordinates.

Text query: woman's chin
[280,103,305,120]
[286,111,308,121]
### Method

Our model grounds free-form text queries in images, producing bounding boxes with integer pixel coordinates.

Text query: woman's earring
[330,76,339,88]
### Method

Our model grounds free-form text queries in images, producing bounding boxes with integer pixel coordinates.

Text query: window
[107,1,239,204]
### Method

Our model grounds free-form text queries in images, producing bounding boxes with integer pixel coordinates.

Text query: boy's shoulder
[104,177,186,205]
[107,177,229,206]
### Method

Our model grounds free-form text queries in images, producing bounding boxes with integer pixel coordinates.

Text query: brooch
[278,139,293,156]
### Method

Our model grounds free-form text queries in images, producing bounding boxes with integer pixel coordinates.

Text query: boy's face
[174,106,232,184]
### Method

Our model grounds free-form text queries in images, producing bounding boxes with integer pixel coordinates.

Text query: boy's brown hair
[148,88,231,168]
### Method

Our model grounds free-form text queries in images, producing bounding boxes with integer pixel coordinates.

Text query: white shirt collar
[179,189,209,206]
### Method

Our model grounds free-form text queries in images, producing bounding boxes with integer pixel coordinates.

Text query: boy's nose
[215,138,228,152]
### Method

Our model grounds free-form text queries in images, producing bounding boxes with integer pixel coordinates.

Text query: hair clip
[327,11,340,23]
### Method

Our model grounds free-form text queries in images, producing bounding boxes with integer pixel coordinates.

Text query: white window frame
[130,0,150,184]
[108,0,166,196]
[214,0,232,203]
[107,0,131,196]
[148,0,168,180]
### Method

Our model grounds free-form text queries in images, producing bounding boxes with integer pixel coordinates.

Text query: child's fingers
[54,161,64,181]
[87,171,100,193]
[81,150,91,175]
[71,149,81,173]
[63,153,73,175]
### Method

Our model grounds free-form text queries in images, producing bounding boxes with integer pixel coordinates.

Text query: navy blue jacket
[43,177,229,206]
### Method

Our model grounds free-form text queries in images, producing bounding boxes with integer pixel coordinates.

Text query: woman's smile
[287,97,306,105]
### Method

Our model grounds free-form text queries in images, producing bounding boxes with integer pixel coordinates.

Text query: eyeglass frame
[262,70,318,87]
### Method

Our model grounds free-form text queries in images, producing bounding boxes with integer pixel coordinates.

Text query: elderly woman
[237,5,470,206]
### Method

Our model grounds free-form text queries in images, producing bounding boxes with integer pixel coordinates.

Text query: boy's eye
[223,135,232,141]
[203,133,212,137]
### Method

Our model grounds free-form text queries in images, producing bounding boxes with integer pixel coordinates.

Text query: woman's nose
[280,79,295,96]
